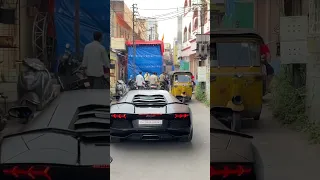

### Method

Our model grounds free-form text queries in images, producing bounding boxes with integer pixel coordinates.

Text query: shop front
[110,50,118,88]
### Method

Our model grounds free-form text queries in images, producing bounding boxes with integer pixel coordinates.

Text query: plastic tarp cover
[54,0,110,71]
[127,45,163,79]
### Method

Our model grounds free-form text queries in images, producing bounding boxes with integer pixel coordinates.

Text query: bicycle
[0,92,8,131]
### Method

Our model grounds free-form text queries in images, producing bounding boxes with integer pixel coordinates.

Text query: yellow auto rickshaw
[210,29,265,131]
[169,71,193,102]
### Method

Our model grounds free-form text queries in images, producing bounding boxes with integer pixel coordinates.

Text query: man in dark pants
[82,31,109,89]
[260,43,274,94]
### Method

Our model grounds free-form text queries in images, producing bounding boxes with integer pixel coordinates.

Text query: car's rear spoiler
[111,101,186,113]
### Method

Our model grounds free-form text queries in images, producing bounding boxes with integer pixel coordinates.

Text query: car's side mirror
[8,106,33,119]
[110,157,113,163]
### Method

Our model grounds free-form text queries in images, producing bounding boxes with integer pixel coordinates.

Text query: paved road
[110,99,210,180]
[0,120,25,139]
[239,97,320,179]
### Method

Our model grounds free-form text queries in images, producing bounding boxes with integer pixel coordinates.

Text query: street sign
[280,16,308,64]
[196,34,210,43]
[198,66,207,82]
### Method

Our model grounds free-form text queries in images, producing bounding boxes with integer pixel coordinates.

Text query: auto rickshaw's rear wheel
[254,115,260,120]
[111,137,122,143]
[231,112,241,132]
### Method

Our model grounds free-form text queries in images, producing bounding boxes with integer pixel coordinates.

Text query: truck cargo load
[54,0,110,72]
[126,40,164,79]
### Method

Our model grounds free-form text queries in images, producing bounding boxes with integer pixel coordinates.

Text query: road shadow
[111,140,195,152]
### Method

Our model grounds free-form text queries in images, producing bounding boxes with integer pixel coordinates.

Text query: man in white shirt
[136,72,145,89]
[82,31,109,89]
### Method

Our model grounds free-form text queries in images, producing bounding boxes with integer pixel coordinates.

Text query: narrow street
[240,95,320,179]
[110,99,210,180]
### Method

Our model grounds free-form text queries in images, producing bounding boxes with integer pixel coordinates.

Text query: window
[188,23,191,39]
[184,0,188,14]
[193,8,198,31]
[183,27,187,42]
[174,74,191,82]
[211,42,260,67]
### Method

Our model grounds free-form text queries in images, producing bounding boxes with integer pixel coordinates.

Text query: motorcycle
[0,92,8,131]
[160,80,169,91]
[17,58,58,123]
[150,84,158,90]
[116,80,127,97]
[128,76,137,90]
[56,43,90,91]
[58,43,81,76]
[145,81,150,90]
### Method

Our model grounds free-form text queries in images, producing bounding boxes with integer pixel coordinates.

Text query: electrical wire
[139,7,185,10]
[140,9,185,19]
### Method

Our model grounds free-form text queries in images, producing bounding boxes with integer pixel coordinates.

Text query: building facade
[182,0,210,97]
[146,18,159,40]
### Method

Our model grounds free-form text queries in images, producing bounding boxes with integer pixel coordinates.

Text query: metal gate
[0,0,20,82]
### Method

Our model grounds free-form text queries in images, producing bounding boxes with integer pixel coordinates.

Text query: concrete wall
[0,0,34,104]
[305,0,320,124]
[255,0,281,74]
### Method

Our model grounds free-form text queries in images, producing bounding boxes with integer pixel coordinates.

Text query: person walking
[136,72,145,90]
[260,43,274,94]
[149,72,158,86]
[144,72,150,81]
[159,72,167,90]
[191,74,195,92]
[81,31,109,89]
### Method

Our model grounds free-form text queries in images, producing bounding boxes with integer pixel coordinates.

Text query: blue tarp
[127,45,163,79]
[54,0,110,72]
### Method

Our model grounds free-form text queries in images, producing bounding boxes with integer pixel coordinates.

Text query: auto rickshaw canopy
[210,28,264,43]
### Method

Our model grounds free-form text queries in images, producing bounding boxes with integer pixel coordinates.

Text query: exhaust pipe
[141,135,160,140]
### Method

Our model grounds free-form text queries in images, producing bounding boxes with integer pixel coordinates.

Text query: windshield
[211,42,260,67]
[174,74,191,83]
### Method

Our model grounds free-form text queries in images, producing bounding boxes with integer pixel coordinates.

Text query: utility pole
[194,1,209,91]
[150,26,154,40]
[199,1,205,67]
[74,0,80,58]
[132,3,138,76]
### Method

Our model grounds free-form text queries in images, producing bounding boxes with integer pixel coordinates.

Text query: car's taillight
[210,164,253,178]
[174,113,189,119]
[3,165,51,180]
[92,164,110,168]
[111,113,127,119]
[2,164,110,179]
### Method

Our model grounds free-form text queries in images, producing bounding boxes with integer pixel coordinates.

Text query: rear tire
[19,101,36,124]
[231,112,241,132]
[0,108,7,132]
[111,137,122,143]
[253,115,260,120]
[180,129,193,142]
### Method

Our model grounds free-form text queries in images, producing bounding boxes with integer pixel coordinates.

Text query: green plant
[271,67,320,143]
[195,84,208,106]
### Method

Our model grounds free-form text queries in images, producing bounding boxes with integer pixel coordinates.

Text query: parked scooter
[58,43,81,76]
[116,80,127,97]
[56,43,90,91]
[150,84,158,90]
[17,58,58,123]
[128,76,137,90]
[0,92,8,131]
[145,81,150,90]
